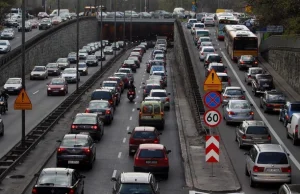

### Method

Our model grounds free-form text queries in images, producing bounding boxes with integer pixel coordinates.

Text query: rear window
[37,174,70,186]
[73,116,97,124]
[291,104,300,111]
[91,91,112,100]
[197,31,209,36]
[205,18,213,20]
[61,138,89,147]
[195,24,204,28]
[142,104,153,114]
[133,131,156,139]
[145,85,161,92]
[138,149,164,158]
[119,69,131,73]
[212,66,225,72]
[225,89,243,95]
[119,183,152,194]
[246,126,269,134]
[151,66,164,71]
[208,56,221,61]
[250,69,263,75]
[89,101,109,109]
[103,82,117,87]
[203,48,215,52]
[218,76,228,82]
[151,92,167,97]
[257,152,288,164]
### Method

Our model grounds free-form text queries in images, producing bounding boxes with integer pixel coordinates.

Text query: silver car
[56,58,70,70]
[217,72,231,90]
[0,40,11,53]
[104,46,113,55]
[245,144,291,187]
[85,55,98,66]
[30,66,48,80]
[199,46,215,61]
[0,28,15,40]
[79,49,88,60]
[235,120,271,148]
[95,51,106,61]
[244,67,264,85]
[61,68,80,83]
[78,62,88,76]
[222,86,245,101]
[203,17,215,26]
[222,99,254,124]
[149,89,170,110]
[4,78,22,94]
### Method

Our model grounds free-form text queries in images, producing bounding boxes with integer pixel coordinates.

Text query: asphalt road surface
[182,23,300,194]
[0,51,120,159]
[23,48,187,194]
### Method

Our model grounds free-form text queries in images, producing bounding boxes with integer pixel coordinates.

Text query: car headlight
[48,88,51,90]
[53,70,56,72]
[60,88,64,90]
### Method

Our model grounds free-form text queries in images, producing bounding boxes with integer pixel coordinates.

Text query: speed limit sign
[203,109,222,127]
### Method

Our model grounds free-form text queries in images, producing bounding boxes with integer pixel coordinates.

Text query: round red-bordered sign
[203,109,222,127]
[203,91,222,109]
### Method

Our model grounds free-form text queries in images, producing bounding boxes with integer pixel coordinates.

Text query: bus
[216,18,239,40]
[225,30,258,61]
[224,25,250,49]
[84,5,107,16]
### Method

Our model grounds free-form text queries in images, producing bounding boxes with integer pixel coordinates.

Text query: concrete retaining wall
[0,18,99,86]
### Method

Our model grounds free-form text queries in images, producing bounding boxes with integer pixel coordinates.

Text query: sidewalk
[170,53,241,192]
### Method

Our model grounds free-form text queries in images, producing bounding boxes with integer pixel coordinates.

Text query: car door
[151,176,160,194]
[236,124,244,140]
[287,115,293,135]
[260,93,267,106]
[72,171,83,193]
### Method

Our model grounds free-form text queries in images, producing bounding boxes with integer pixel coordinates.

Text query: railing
[259,35,300,53]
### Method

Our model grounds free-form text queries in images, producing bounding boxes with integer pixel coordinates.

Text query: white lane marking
[221,51,300,170]
[33,90,39,94]
[140,86,142,88]
[112,170,117,178]
[219,48,221,50]
[134,102,137,104]
[136,96,139,99]
[143,74,145,77]
[130,116,132,120]
[123,138,126,143]
[138,90,141,93]
[132,108,135,112]
[126,126,130,131]
[118,152,122,158]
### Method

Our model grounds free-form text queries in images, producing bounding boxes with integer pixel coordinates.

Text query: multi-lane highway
[23,48,187,194]
[0,25,42,58]
[182,24,300,193]
[0,50,121,158]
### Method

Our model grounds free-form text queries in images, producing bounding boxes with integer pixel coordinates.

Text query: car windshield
[78,63,86,68]
[0,42,7,46]
[37,174,70,186]
[91,91,111,100]
[133,131,156,139]
[151,61,164,66]
[250,69,263,74]
[155,56,164,60]
[89,101,109,109]
[268,94,285,102]
[68,53,76,57]
[200,38,210,42]
[61,138,89,147]
[203,48,215,52]
[119,183,152,194]
[246,126,269,134]
[57,58,67,63]
[6,79,20,84]
[33,67,45,71]
[47,64,57,68]
[153,72,165,76]
[73,116,97,124]
[119,69,130,73]
[138,149,164,158]
[208,56,221,61]
[146,85,161,93]
[230,101,251,109]
[63,69,76,74]
[151,92,166,97]
[257,152,288,164]
[50,79,64,85]
[291,104,300,111]
[225,89,243,95]
[202,43,213,46]
[195,24,204,28]
[79,50,87,53]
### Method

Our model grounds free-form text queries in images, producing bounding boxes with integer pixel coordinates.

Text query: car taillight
[166,97,170,102]
[71,125,78,129]
[253,165,264,172]
[69,189,75,194]
[85,109,90,113]
[248,75,251,78]
[161,112,164,116]
[201,52,204,55]
[249,111,254,115]
[154,139,159,143]
[106,110,111,114]
[240,61,244,64]
[134,156,143,165]
[32,187,37,194]
[143,89,146,93]
[295,125,298,133]
[240,96,245,99]
[242,135,246,139]
[281,166,291,173]
[92,125,98,130]
[84,148,91,154]
[266,104,271,107]
[109,100,113,104]
[268,135,271,140]
[228,111,235,115]
[255,61,258,64]
[129,138,135,144]
[163,156,169,164]
[57,147,65,153]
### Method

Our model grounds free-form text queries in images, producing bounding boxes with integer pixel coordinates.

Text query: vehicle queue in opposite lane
[185,13,300,193]
[31,38,176,194]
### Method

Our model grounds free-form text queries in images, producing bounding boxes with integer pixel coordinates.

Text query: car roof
[256,144,285,153]
[243,120,265,126]
[33,65,45,68]
[108,76,121,79]
[134,126,156,132]
[228,99,249,104]
[209,63,224,66]
[114,72,127,75]
[119,68,131,70]
[41,168,74,174]
[93,88,112,92]
[75,113,98,117]
[120,172,152,184]
[141,101,162,105]
[8,78,21,80]
[265,90,283,95]
[249,67,263,70]
[207,53,220,57]
[202,46,214,49]
[200,36,211,39]
[145,83,161,86]
[90,100,109,103]
[225,86,242,90]
[64,68,76,71]
[103,80,117,83]
[139,143,164,150]
[63,134,89,139]
[150,89,166,93]
[145,97,161,100]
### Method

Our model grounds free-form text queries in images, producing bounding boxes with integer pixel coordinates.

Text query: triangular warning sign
[14,89,32,110]
[203,69,222,92]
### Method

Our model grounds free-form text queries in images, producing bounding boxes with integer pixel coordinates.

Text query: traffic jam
[186,11,300,192]
[29,39,172,194]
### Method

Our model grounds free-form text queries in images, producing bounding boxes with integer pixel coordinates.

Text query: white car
[199,46,215,61]
[78,49,88,60]
[204,17,215,26]
[149,89,171,110]
[191,23,205,34]
[4,78,22,94]
[30,66,48,80]
[104,46,113,55]
[61,68,80,83]
[0,29,15,40]
[0,40,11,54]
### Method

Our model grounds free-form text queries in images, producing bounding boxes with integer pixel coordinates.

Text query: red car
[133,47,144,56]
[128,126,162,156]
[134,144,171,179]
[47,78,68,96]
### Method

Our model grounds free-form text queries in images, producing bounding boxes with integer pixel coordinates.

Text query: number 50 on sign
[204,109,222,127]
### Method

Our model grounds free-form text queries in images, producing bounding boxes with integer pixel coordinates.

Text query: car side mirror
[127,132,132,134]
[244,152,249,155]
[167,150,171,154]
[56,140,61,143]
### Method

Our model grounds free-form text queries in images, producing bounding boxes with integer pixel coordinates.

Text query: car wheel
[293,135,298,145]
[263,105,267,113]
[245,165,249,176]
[286,129,290,139]
[238,139,243,149]
[235,134,238,142]
[47,92,50,96]
[249,174,256,187]
[260,102,263,108]
[87,161,93,170]
[0,126,4,136]
[279,113,282,122]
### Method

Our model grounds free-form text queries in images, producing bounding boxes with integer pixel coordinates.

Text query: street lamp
[130,1,132,43]
[100,0,103,71]
[76,0,79,92]
[123,4,125,48]
[114,0,117,57]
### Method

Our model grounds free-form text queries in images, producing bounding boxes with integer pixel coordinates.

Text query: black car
[68,52,77,63]
[56,134,96,169]
[238,55,258,70]
[251,74,274,96]
[91,88,117,109]
[32,168,85,194]
[122,60,137,72]
[127,56,141,68]
[85,100,114,124]
[260,90,286,113]
[71,113,104,141]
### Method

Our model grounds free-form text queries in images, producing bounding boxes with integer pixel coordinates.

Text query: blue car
[279,101,300,126]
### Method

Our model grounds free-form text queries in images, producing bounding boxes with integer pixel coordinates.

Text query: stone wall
[0,18,99,86]
[267,50,300,94]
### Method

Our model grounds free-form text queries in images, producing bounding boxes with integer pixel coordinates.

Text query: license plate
[146,161,157,164]
[266,168,280,172]
[142,116,152,119]
[68,161,79,164]
[274,108,280,111]
[263,84,269,87]
[97,112,103,115]
[8,89,14,91]
[253,138,262,140]
[52,90,59,92]
[129,95,133,98]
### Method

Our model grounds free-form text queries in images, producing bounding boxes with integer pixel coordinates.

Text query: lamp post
[57,0,60,16]
[100,0,103,71]
[45,0,47,12]
[76,0,79,92]
[114,0,117,57]
[144,0,146,12]
[21,0,26,148]
[123,4,125,48]
[130,1,132,43]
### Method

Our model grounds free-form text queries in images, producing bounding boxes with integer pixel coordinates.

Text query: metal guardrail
[259,35,300,53]
[0,44,134,183]
[0,16,96,68]
[175,19,206,134]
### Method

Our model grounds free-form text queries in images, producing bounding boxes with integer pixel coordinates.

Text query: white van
[286,113,300,145]
[49,9,69,17]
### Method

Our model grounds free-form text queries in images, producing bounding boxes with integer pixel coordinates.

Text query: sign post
[203,69,222,176]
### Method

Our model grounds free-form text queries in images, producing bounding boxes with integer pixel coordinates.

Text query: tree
[0,0,17,25]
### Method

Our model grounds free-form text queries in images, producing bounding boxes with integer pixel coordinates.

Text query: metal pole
[45,0,47,13]
[100,0,103,71]
[144,0,146,12]
[21,0,26,148]
[139,0,141,13]
[123,7,125,47]
[76,0,79,92]
[114,0,116,57]
[130,3,132,43]
[58,0,60,16]
[218,0,220,8]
